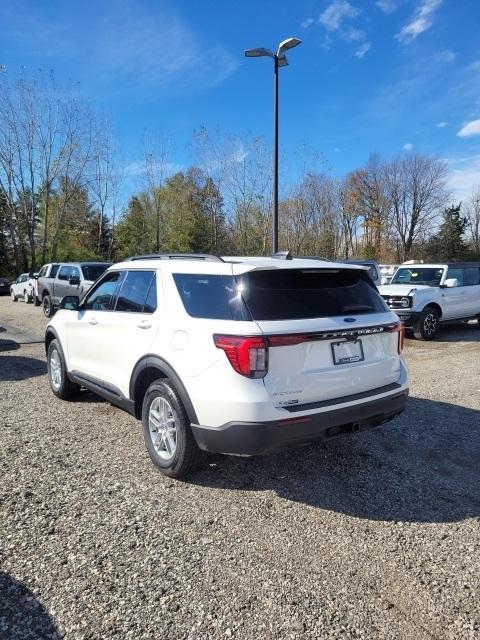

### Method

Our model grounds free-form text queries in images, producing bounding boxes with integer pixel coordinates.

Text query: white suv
[378,262,480,340]
[45,254,409,478]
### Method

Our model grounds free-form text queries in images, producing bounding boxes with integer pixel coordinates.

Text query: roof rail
[128,253,225,262]
[272,250,293,260]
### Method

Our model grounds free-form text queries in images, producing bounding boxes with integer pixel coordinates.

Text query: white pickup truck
[378,262,480,339]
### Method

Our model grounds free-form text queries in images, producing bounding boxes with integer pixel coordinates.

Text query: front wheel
[47,339,80,399]
[413,307,439,340]
[10,290,17,302]
[24,290,31,304]
[42,295,55,318]
[142,380,206,478]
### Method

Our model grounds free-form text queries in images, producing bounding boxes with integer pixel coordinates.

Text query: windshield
[391,267,444,286]
[81,264,111,281]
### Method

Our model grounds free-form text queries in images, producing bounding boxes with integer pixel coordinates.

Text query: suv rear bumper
[191,389,409,455]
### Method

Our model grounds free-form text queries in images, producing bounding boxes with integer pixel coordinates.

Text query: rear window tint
[173,274,251,320]
[236,269,388,320]
[81,264,111,281]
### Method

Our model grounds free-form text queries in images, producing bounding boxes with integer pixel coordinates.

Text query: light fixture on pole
[245,37,302,253]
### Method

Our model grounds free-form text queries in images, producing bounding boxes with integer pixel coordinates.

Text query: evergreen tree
[426,204,468,261]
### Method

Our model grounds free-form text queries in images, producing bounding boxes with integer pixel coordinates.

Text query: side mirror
[60,296,79,311]
[69,275,80,286]
[444,278,458,288]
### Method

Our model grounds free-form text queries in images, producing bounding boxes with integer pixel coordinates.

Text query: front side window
[57,265,72,281]
[38,266,47,277]
[115,271,157,313]
[71,267,80,280]
[446,267,464,286]
[83,271,123,311]
[391,267,444,286]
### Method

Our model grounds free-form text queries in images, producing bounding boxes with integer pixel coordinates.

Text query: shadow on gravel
[191,397,480,524]
[0,339,20,352]
[0,572,61,639]
[0,355,47,380]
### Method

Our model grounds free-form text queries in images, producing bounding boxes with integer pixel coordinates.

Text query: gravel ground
[0,296,479,640]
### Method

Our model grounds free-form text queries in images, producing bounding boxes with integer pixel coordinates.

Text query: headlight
[400,297,410,308]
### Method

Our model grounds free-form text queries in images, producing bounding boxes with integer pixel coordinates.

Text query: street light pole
[273,54,279,252]
[245,38,301,254]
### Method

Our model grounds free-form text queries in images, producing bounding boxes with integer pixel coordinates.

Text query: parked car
[10,272,36,303]
[378,262,480,340]
[45,253,409,478]
[0,277,11,296]
[37,262,112,317]
[336,259,382,286]
[379,264,399,285]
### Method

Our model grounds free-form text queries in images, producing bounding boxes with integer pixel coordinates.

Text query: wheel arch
[130,356,198,424]
[45,327,60,356]
[423,302,442,318]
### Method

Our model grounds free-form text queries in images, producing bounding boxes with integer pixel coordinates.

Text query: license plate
[331,339,364,365]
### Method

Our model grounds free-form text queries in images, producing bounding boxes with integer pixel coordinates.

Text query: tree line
[1,75,479,277]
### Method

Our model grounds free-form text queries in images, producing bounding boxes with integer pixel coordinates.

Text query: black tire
[10,290,17,302]
[24,290,32,304]
[42,295,55,318]
[413,307,439,340]
[142,380,206,478]
[47,339,80,399]
[34,296,41,307]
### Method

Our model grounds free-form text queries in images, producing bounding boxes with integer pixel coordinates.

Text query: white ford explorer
[378,262,480,340]
[45,253,409,478]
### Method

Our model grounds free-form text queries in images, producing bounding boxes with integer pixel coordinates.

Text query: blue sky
[1,0,480,202]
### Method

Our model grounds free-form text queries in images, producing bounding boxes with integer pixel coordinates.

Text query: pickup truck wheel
[42,295,55,318]
[413,307,439,340]
[10,290,17,302]
[142,380,206,478]
[47,339,80,399]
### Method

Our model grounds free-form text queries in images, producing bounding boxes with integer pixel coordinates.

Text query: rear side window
[50,264,60,278]
[115,271,157,313]
[464,267,480,286]
[173,274,251,320]
[236,269,389,320]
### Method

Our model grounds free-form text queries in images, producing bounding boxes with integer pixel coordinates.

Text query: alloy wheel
[49,349,62,390]
[148,397,177,461]
[424,313,437,337]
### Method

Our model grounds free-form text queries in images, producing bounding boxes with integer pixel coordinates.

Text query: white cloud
[457,119,480,138]
[343,27,365,42]
[446,156,480,201]
[467,60,480,72]
[376,0,398,14]
[355,42,371,58]
[403,143,414,150]
[437,121,449,128]
[301,17,314,29]
[396,0,443,44]
[435,49,456,63]
[319,1,359,31]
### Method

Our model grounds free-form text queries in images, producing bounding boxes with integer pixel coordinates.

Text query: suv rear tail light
[213,335,268,378]
[390,322,405,354]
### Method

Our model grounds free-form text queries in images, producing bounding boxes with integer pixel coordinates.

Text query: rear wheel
[42,295,55,317]
[413,307,439,340]
[47,339,80,399]
[24,290,31,304]
[10,289,17,302]
[142,380,206,478]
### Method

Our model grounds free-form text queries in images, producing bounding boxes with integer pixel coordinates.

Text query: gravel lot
[1,296,479,640]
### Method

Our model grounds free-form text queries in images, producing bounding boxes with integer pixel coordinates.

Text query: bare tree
[465,186,480,255]
[385,153,448,261]
[142,133,171,253]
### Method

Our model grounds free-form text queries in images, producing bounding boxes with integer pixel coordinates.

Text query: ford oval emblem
[344,317,356,323]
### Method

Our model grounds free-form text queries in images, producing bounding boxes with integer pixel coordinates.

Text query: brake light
[267,334,309,346]
[391,323,405,354]
[213,335,268,378]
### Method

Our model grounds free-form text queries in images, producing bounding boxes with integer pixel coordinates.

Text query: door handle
[137,320,152,329]
[88,318,98,325]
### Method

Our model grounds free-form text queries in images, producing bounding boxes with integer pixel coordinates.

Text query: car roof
[110,255,370,275]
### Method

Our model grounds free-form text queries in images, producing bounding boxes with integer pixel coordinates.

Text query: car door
[441,267,468,319]
[64,266,81,299]
[66,269,159,399]
[464,266,480,316]
[55,265,72,305]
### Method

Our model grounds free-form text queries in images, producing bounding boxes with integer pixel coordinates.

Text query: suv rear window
[237,269,388,320]
[81,264,111,281]
[174,269,387,321]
